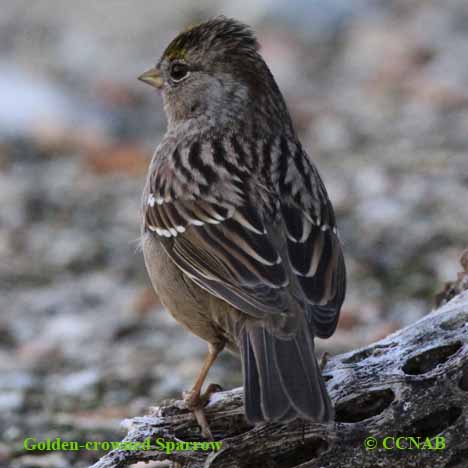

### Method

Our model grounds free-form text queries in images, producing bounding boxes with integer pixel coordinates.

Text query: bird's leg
[183,342,223,439]
[184,343,224,406]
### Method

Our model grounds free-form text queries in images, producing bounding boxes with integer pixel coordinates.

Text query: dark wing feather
[145,194,291,318]
[280,191,346,338]
[144,139,345,337]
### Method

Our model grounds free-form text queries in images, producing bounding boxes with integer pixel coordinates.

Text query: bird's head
[139,16,290,130]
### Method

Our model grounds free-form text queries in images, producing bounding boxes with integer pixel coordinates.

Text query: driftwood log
[91,291,468,468]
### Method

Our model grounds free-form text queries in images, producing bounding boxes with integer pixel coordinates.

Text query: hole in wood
[270,438,329,467]
[402,342,463,375]
[342,344,394,364]
[446,448,468,468]
[459,364,468,392]
[439,314,468,331]
[402,406,462,438]
[335,389,394,422]
[342,348,373,364]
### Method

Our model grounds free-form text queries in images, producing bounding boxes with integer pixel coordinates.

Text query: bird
[138,16,346,438]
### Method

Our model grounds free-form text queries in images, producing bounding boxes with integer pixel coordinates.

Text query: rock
[0,392,24,412]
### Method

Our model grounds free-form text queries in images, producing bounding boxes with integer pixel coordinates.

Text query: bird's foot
[182,388,201,409]
[183,383,223,408]
[182,384,222,440]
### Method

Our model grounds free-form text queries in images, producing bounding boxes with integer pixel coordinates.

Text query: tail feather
[240,323,333,424]
[248,327,291,421]
[241,330,263,423]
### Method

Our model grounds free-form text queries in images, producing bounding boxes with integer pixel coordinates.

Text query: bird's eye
[170,62,190,82]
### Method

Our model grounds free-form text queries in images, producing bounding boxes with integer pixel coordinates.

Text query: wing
[277,141,346,337]
[280,198,346,337]
[143,136,293,318]
[145,194,291,318]
[143,136,345,337]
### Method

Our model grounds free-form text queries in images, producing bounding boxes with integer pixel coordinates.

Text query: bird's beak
[138,67,164,89]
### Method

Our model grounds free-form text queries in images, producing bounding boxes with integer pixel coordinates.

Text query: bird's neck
[166,97,293,140]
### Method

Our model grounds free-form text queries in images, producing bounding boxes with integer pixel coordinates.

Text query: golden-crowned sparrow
[138,16,346,438]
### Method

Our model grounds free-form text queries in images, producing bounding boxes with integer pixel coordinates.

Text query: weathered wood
[90,291,468,468]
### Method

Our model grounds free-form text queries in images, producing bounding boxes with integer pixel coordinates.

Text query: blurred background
[1,1,467,466]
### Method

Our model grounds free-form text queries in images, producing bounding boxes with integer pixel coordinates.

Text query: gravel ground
[1,1,467,467]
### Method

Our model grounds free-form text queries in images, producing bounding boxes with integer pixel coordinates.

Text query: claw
[182,383,223,440]
[193,407,214,440]
[183,390,212,440]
